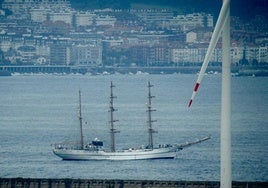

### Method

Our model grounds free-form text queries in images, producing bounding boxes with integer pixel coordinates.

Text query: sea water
[0,73,267,181]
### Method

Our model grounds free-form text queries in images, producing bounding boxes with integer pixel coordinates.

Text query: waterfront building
[0,35,13,52]
[70,41,102,66]
[17,45,36,63]
[230,46,244,64]
[171,45,268,66]
[258,46,268,63]
[35,45,50,61]
[171,47,222,65]
[171,48,202,64]
[149,46,171,66]
[50,38,71,65]
[229,45,268,65]
[246,46,268,64]
[129,45,149,66]
[130,45,170,66]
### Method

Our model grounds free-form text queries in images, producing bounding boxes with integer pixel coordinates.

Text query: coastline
[1,65,268,76]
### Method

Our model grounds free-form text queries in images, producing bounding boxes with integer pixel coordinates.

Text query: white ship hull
[53,147,181,161]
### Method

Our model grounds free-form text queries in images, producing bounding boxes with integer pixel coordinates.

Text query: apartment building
[50,43,70,65]
[246,46,268,63]
[75,11,96,27]
[130,45,170,66]
[30,8,48,23]
[186,31,197,43]
[49,11,73,25]
[70,41,102,66]
[171,13,213,31]
[131,9,173,24]
[3,0,71,20]
[171,45,268,65]
[95,15,116,27]
[17,45,36,63]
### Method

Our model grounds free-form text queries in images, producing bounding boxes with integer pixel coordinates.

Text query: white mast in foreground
[188,0,231,187]
[221,0,232,187]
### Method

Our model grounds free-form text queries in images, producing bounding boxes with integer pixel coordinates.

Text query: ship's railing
[54,141,82,150]
[54,141,104,151]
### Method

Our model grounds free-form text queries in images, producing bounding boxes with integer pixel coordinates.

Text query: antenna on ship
[147,81,157,149]
[109,81,119,152]
[78,89,84,149]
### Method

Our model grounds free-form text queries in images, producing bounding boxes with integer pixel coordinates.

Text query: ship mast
[109,82,119,152]
[147,81,156,149]
[78,90,84,149]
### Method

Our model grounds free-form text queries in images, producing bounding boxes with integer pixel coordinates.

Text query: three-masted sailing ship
[53,82,210,160]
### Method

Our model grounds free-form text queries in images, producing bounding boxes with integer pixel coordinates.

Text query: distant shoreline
[1,65,268,77]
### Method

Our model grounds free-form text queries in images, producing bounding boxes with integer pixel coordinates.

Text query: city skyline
[0,0,267,75]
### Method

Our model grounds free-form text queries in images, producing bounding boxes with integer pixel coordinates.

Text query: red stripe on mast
[188,99,193,107]
[194,83,200,92]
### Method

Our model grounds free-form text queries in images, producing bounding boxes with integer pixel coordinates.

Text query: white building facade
[171,45,268,65]
[172,13,213,31]
[75,11,96,27]
[71,41,102,66]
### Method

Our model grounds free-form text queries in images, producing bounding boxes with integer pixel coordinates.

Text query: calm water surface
[0,74,267,181]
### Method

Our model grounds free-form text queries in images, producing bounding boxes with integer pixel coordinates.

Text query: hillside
[0,0,267,20]
[69,0,267,20]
